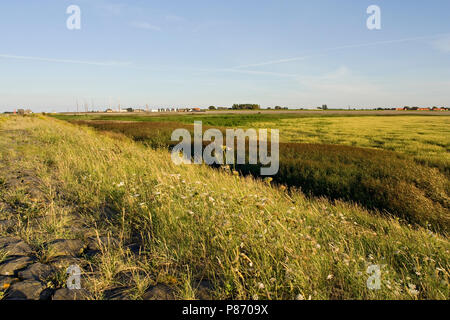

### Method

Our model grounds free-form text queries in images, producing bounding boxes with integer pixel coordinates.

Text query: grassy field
[252,115,450,172]
[53,113,450,171]
[0,115,449,300]
[56,114,450,234]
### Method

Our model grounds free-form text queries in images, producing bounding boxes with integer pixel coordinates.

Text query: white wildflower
[407,283,419,296]
[296,294,305,300]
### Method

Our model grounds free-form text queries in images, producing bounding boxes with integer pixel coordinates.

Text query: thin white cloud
[97,2,127,16]
[234,33,450,69]
[207,68,298,78]
[131,21,161,31]
[165,14,185,22]
[0,54,131,66]
[193,20,231,33]
[195,65,352,80]
[234,54,320,69]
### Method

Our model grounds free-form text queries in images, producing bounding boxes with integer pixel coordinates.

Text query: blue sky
[0,0,449,112]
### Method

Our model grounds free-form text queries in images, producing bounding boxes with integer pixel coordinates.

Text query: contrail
[0,54,131,66]
[197,68,298,78]
[233,33,450,69]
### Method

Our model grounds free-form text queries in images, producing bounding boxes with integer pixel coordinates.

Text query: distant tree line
[272,106,289,110]
[232,104,261,110]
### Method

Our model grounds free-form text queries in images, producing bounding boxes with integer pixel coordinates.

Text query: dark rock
[114,269,146,284]
[83,249,100,258]
[0,236,33,257]
[4,280,46,300]
[87,236,118,251]
[49,256,84,270]
[0,256,34,276]
[194,280,214,300]
[39,288,54,300]
[52,288,91,300]
[0,275,19,290]
[103,287,131,300]
[126,243,144,255]
[142,284,175,300]
[0,237,21,248]
[1,240,32,257]
[18,263,54,281]
[46,239,85,257]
